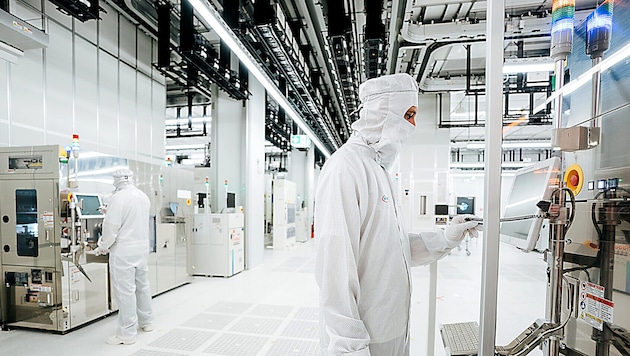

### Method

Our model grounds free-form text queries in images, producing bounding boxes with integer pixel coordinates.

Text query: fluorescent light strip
[533,41,630,115]
[165,144,207,150]
[450,162,534,169]
[188,0,332,158]
[466,142,551,149]
[503,62,555,73]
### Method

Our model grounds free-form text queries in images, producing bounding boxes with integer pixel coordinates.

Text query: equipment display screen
[74,194,104,218]
[500,157,560,251]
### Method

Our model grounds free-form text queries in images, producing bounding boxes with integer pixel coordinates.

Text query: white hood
[351,73,418,169]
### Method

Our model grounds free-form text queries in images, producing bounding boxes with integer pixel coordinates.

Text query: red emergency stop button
[564,164,584,195]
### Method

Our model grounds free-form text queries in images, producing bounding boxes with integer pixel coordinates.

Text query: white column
[245,76,266,268]
[288,149,308,209]
[306,146,315,235]
[479,0,504,354]
[209,86,245,213]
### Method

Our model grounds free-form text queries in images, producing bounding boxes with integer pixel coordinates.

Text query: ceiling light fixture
[466,141,552,149]
[450,162,534,169]
[503,58,555,73]
[165,144,207,150]
[187,0,332,158]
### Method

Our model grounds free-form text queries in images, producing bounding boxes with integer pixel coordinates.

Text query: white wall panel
[10,49,44,133]
[45,22,73,142]
[0,60,7,124]
[119,16,137,67]
[136,73,152,159]
[74,18,97,45]
[11,124,44,146]
[98,50,118,153]
[44,3,73,30]
[118,63,136,157]
[0,58,7,146]
[0,122,8,146]
[137,30,152,76]
[99,3,119,57]
[46,130,69,147]
[74,36,98,149]
[152,80,165,159]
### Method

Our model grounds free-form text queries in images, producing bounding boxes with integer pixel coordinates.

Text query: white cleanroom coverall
[97,169,154,342]
[315,73,479,356]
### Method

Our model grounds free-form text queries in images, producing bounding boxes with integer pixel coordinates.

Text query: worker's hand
[445,214,481,245]
[98,204,108,214]
[93,246,109,256]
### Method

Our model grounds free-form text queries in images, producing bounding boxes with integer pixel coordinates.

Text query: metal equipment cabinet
[191,213,245,277]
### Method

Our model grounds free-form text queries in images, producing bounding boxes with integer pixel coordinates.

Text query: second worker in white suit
[95,168,155,345]
[314,73,480,356]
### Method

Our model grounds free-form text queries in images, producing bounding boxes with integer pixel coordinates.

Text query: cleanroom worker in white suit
[94,168,155,345]
[314,73,480,356]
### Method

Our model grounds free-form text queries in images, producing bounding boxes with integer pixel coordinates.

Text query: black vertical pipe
[157,1,171,67]
[180,0,193,53]
[364,0,384,39]
[254,0,273,25]
[595,191,616,356]
[466,44,471,93]
[278,76,287,128]
[223,0,239,29]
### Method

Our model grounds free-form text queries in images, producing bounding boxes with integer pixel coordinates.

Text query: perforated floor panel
[228,316,283,335]
[148,328,215,351]
[139,302,320,355]
[203,333,269,355]
[280,320,319,339]
[265,338,321,356]
[293,307,318,321]
[248,304,294,318]
[183,313,237,330]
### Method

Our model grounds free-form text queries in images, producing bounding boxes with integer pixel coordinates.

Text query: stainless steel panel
[0,180,59,268]
[2,265,63,331]
[62,261,109,330]
[155,223,176,295]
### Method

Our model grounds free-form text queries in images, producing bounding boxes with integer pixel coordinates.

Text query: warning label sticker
[578,280,614,331]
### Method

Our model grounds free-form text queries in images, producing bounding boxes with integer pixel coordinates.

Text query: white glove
[444,214,482,245]
[98,205,108,214]
[93,246,109,256]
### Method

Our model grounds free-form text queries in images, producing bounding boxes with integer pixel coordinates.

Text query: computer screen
[500,157,561,251]
[456,197,475,215]
[74,194,104,219]
[435,204,449,215]
[227,192,236,209]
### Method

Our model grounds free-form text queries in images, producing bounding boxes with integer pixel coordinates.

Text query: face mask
[374,116,416,170]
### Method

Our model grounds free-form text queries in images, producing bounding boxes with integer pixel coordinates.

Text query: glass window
[16,189,38,257]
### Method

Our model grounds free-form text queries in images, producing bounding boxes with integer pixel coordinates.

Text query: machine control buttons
[2,215,8,223]
[3,245,9,252]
